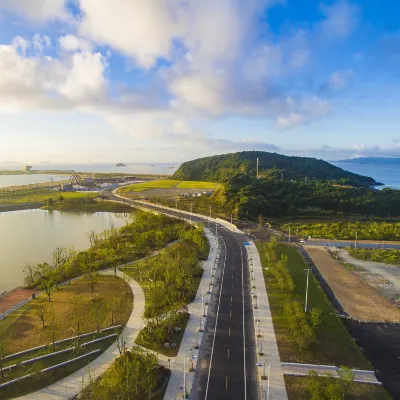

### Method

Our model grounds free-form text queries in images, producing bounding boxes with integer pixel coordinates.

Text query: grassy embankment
[0,188,97,205]
[0,276,133,399]
[257,242,390,399]
[121,226,209,357]
[42,198,133,213]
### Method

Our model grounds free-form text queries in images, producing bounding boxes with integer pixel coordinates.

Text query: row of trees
[262,239,321,352]
[348,247,400,264]
[284,221,400,241]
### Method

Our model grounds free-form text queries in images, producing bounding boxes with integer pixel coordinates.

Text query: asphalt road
[107,193,259,400]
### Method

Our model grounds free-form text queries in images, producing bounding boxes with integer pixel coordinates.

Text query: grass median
[257,242,369,367]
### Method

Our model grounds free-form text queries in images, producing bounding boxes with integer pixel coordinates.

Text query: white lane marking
[205,232,228,400]
[239,243,247,400]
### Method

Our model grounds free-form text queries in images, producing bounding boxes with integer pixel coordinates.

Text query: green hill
[172,151,380,187]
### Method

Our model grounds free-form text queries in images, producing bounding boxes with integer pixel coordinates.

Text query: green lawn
[117,179,221,193]
[257,242,370,368]
[177,181,221,189]
[118,180,181,192]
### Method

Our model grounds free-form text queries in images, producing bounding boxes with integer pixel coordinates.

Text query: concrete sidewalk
[248,242,288,400]
[163,228,218,400]
[17,269,145,400]
[281,362,381,385]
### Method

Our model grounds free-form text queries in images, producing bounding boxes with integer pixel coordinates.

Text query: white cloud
[78,0,179,68]
[0,0,68,22]
[59,35,92,52]
[320,1,359,39]
[0,37,108,112]
[328,70,354,90]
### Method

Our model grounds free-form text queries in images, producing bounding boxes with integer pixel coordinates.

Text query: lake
[0,174,67,189]
[0,209,130,293]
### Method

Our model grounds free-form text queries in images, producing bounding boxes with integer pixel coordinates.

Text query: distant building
[61,183,73,191]
[21,165,32,172]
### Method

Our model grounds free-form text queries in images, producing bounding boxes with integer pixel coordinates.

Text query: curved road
[106,192,259,400]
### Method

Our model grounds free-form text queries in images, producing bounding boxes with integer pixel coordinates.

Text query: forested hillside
[173,151,380,187]
[215,177,400,219]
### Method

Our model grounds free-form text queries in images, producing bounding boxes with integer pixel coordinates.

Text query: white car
[299,239,306,244]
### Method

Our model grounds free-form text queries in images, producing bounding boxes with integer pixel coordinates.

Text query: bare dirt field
[304,245,400,322]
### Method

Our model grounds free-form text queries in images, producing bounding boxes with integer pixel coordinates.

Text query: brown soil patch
[304,246,400,322]
[0,288,40,313]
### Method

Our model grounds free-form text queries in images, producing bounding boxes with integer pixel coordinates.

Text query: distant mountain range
[335,157,400,165]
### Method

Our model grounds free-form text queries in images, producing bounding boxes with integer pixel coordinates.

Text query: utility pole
[216,222,218,237]
[190,203,193,221]
[209,205,212,218]
[288,225,291,243]
[355,231,358,249]
[304,268,310,312]
[175,199,178,210]
[230,214,233,224]
[256,157,259,179]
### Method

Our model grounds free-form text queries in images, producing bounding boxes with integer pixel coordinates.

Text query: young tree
[81,253,99,301]
[40,275,57,302]
[69,296,87,348]
[258,214,264,232]
[47,304,59,350]
[52,246,67,270]
[90,300,106,333]
[23,264,38,287]
[116,328,127,355]
[310,308,322,332]
[58,195,64,203]
[35,299,48,328]
[108,292,121,325]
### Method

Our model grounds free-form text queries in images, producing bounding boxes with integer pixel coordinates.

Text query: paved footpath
[281,363,381,385]
[163,228,218,400]
[0,288,40,320]
[248,241,288,400]
[17,269,145,400]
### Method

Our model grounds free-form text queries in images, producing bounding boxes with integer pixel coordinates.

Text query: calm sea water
[0,163,180,188]
[0,209,129,293]
[0,174,68,189]
[333,163,400,189]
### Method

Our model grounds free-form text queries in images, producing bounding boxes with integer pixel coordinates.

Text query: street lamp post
[355,231,358,249]
[304,268,311,313]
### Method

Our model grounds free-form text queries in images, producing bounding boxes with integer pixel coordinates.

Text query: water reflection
[0,209,130,293]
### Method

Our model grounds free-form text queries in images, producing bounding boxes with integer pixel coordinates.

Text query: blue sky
[1,0,400,165]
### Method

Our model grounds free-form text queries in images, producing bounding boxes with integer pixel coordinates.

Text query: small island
[115,163,126,167]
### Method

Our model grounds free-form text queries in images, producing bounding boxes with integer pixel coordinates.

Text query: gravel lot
[304,245,400,322]
[337,249,400,304]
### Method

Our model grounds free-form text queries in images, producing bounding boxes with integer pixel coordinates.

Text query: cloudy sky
[1,0,400,164]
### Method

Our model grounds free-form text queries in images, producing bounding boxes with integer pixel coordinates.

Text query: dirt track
[304,245,400,322]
